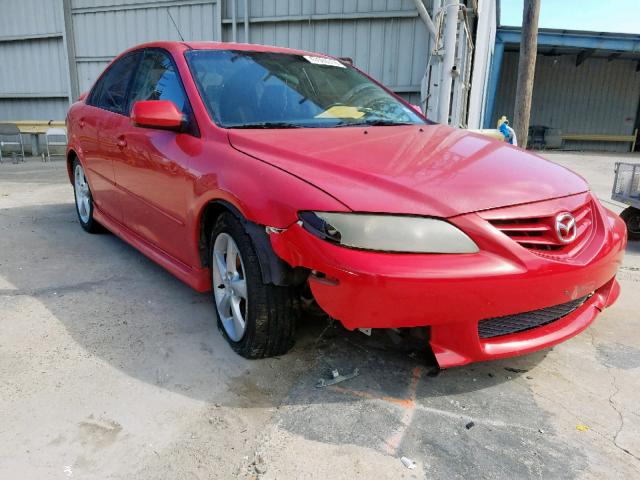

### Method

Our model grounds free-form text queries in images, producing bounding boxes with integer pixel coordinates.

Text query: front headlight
[298,211,479,253]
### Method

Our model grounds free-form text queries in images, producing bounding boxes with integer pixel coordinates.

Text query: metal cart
[612,161,640,240]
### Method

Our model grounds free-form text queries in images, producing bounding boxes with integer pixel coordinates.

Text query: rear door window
[88,51,141,114]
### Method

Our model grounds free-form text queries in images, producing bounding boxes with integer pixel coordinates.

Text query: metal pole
[243,0,249,42]
[216,0,222,41]
[62,0,79,103]
[412,0,437,39]
[231,0,237,42]
[437,0,459,124]
[513,0,541,149]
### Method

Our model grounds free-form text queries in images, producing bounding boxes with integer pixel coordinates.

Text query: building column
[483,38,504,128]
[62,0,79,103]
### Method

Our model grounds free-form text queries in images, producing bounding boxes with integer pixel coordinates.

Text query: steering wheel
[341,83,379,105]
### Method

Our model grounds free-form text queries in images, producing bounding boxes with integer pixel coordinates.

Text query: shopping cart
[612,161,640,240]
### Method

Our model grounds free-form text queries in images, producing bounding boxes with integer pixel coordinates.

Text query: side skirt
[93,207,211,293]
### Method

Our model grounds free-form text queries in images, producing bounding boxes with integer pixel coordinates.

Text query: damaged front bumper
[268,207,626,368]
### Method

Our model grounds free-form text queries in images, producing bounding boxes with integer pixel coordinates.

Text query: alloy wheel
[212,232,248,342]
[74,163,91,223]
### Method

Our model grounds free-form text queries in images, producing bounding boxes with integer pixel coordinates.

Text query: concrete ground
[0,152,639,479]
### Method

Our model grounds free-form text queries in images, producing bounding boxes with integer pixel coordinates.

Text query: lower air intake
[478,295,591,339]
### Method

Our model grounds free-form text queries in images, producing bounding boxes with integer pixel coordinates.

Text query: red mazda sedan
[66,41,626,367]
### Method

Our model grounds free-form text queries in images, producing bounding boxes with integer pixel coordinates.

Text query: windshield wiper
[226,122,304,129]
[333,119,416,127]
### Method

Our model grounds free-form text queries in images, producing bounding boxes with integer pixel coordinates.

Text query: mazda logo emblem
[555,212,577,244]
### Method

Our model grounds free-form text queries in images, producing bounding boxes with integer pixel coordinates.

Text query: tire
[210,212,298,358]
[620,206,640,241]
[72,158,101,233]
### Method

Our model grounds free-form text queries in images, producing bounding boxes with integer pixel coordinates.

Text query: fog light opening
[310,270,340,286]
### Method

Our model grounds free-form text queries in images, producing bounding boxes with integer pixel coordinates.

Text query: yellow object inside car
[315,105,365,119]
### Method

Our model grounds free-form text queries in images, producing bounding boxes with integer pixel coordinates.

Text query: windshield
[185,50,426,129]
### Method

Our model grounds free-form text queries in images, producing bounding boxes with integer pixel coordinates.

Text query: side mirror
[410,104,423,114]
[131,100,184,131]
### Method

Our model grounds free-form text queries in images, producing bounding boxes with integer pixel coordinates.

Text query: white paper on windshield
[303,55,346,68]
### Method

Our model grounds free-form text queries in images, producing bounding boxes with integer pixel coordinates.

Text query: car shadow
[0,202,556,410]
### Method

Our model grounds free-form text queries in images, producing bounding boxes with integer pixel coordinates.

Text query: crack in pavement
[525,330,640,472]
[531,387,640,475]
[588,330,640,464]
[591,331,640,464]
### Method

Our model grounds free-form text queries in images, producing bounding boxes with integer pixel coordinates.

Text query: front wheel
[72,158,101,233]
[210,212,298,358]
[620,206,640,241]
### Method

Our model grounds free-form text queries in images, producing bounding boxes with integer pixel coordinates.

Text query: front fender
[190,145,348,229]
[188,143,348,284]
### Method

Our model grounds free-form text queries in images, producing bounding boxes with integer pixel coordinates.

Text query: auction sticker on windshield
[303,55,346,68]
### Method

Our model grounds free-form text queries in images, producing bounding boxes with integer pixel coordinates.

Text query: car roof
[124,40,330,59]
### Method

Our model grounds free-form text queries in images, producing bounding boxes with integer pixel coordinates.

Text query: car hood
[227,124,589,218]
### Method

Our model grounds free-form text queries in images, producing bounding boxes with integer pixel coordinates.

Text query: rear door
[114,48,199,264]
[84,51,142,223]
[72,99,103,206]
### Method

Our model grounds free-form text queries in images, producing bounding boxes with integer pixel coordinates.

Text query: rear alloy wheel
[620,206,640,241]
[73,159,100,233]
[210,212,298,358]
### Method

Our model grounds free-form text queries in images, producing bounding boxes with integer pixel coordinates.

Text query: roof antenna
[167,9,185,41]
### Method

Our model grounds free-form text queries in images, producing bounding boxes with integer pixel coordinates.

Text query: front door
[113,48,199,265]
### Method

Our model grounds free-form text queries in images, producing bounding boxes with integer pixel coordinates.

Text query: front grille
[486,200,595,257]
[478,295,591,339]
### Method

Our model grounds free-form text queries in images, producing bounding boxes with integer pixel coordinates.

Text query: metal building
[0,0,70,119]
[68,0,431,105]
[488,27,640,152]
[0,0,497,131]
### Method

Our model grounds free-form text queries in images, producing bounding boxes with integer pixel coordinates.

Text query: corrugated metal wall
[220,0,430,104]
[0,0,69,120]
[495,51,640,152]
[70,0,219,92]
[0,0,431,120]
[69,0,429,103]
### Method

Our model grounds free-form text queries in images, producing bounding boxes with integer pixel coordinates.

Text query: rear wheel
[620,206,640,240]
[210,212,298,358]
[73,159,100,233]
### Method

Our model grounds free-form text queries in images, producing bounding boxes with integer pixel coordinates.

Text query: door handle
[117,136,127,148]
[79,118,85,128]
